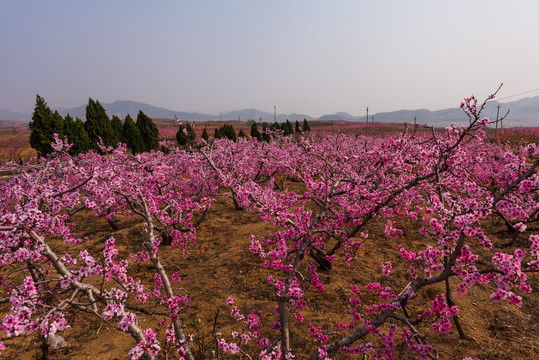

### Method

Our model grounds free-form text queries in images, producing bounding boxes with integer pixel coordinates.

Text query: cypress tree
[176,124,189,146]
[63,114,91,155]
[285,119,294,135]
[201,127,209,141]
[111,115,124,144]
[29,95,64,156]
[85,98,117,149]
[222,124,237,141]
[303,118,311,132]
[73,117,91,153]
[250,122,262,141]
[262,125,270,142]
[28,95,53,155]
[280,120,293,136]
[176,122,196,146]
[295,120,301,133]
[122,114,145,154]
[185,122,196,142]
[214,127,223,139]
[52,111,64,136]
[238,129,247,138]
[136,110,159,151]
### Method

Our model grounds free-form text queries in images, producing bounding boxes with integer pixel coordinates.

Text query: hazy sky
[1,0,539,116]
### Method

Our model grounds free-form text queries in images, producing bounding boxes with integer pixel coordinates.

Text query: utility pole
[365,107,369,137]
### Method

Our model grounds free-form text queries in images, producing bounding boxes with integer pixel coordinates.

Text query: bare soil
[1,192,537,360]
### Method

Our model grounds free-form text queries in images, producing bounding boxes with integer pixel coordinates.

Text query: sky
[1,0,539,117]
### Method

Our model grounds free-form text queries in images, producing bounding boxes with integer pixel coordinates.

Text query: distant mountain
[315,97,538,127]
[319,112,356,121]
[498,96,539,127]
[372,100,539,127]
[0,110,30,122]
[221,108,272,122]
[1,96,538,126]
[57,100,212,121]
[56,102,314,123]
[0,101,314,124]
[221,108,314,123]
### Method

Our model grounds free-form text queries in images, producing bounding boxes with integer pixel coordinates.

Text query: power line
[496,88,539,102]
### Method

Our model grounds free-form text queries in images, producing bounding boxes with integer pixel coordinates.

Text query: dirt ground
[1,190,537,360]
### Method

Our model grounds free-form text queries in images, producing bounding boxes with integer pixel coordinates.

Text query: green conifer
[303,118,311,132]
[250,122,262,141]
[222,124,237,141]
[214,127,223,139]
[201,127,209,141]
[285,119,294,135]
[176,125,189,146]
[111,115,124,144]
[85,98,118,149]
[122,114,145,154]
[136,110,159,151]
[185,122,196,142]
[262,125,270,142]
[63,114,91,155]
[29,95,64,156]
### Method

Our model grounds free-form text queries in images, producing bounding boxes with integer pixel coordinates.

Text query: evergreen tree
[280,120,293,136]
[185,122,196,142]
[295,120,301,134]
[63,114,91,155]
[303,118,311,132]
[214,127,223,139]
[29,95,64,156]
[176,125,189,146]
[136,110,159,151]
[222,124,237,141]
[52,111,65,136]
[285,119,294,135]
[262,125,270,142]
[85,98,117,149]
[213,124,237,141]
[238,129,247,138]
[122,114,145,154]
[111,115,124,144]
[201,127,209,141]
[250,122,262,141]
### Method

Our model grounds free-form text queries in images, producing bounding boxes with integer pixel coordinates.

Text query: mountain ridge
[1,96,538,127]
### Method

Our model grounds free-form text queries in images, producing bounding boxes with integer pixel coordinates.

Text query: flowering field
[0,94,538,359]
[0,128,35,162]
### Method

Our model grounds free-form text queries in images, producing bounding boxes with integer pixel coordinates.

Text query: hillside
[1,96,538,127]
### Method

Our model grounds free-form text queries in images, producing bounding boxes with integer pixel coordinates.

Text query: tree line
[29,95,159,156]
[29,94,313,156]
[176,118,311,147]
